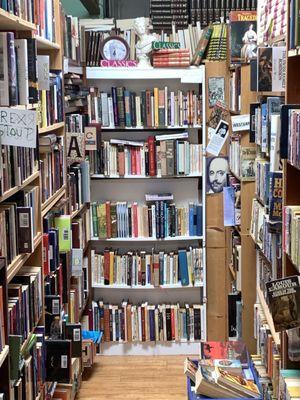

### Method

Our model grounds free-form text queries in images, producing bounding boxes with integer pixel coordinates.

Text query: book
[240,147,256,181]
[184,358,199,383]
[229,11,257,64]
[201,341,249,367]
[54,216,72,252]
[257,47,286,92]
[45,340,71,383]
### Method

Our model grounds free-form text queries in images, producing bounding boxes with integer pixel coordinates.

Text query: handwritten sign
[0,107,37,148]
[231,114,250,132]
[37,55,50,90]
[84,126,97,151]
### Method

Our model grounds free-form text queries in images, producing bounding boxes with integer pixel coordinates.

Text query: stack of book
[257,0,287,44]
[90,198,203,239]
[39,135,65,204]
[66,113,87,133]
[0,34,38,107]
[64,73,87,111]
[205,23,227,61]
[89,136,202,178]
[91,300,204,342]
[0,145,38,197]
[150,0,189,32]
[39,71,63,129]
[152,49,190,68]
[185,341,261,398]
[91,247,203,288]
[87,86,202,128]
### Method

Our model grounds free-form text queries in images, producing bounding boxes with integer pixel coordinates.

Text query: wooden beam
[80,0,100,15]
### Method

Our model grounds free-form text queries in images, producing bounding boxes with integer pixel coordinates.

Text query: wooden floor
[78,356,191,400]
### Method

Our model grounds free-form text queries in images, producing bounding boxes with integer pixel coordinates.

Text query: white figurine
[134,17,156,68]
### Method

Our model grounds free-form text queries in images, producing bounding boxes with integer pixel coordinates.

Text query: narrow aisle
[78,356,191,400]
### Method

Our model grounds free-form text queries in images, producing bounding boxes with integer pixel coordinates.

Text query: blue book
[149,309,155,341]
[193,205,197,236]
[48,229,59,272]
[124,90,132,127]
[164,202,168,237]
[196,205,203,236]
[261,103,268,153]
[269,171,283,222]
[188,203,194,236]
[178,249,189,286]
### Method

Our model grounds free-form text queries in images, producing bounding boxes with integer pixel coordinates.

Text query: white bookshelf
[88,66,207,354]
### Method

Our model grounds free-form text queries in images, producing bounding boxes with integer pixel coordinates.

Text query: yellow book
[97,203,107,238]
[109,251,114,285]
[154,87,159,127]
[41,90,47,128]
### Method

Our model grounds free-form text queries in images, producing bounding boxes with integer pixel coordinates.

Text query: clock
[100,36,130,61]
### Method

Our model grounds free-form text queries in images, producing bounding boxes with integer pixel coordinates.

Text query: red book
[141,306,145,341]
[131,147,137,175]
[136,148,141,175]
[103,307,110,342]
[88,309,93,330]
[104,249,110,285]
[171,308,175,340]
[71,222,80,248]
[154,49,190,55]
[105,201,111,238]
[148,136,156,176]
[42,233,50,276]
[132,202,138,237]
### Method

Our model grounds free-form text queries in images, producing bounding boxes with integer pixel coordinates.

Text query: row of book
[91,247,203,288]
[39,71,64,128]
[152,49,190,68]
[0,188,39,265]
[0,0,56,42]
[8,266,43,341]
[87,87,202,128]
[150,0,258,30]
[90,137,202,178]
[229,67,241,113]
[92,301,205,342]
[40,135,65,204]
[229,142,256,182]
[90,200,203,239]
[286,108,300,169]
[0,145,38,198]
[0,34,38,106]
[68,161,91,214]
[0,259,6,353]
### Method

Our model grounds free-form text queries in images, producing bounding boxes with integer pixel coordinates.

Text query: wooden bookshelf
[39,121,65,134]
[0,170,40,203]
[41,186,66,217]
[35,36,61,50]
[257,287,280,346]
[0,346,9,369]
[0,8,36,30]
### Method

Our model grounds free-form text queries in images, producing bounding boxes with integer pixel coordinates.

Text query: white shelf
[91,236,203,242]
[91,174,202,180]
[101,125,202,130]
[92,284,203,289]
[86,66,204,83]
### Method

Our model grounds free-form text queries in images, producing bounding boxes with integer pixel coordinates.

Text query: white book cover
[101,92,109,127]
[272,46,286,92]
[15,39,29,105]
[135,96,141,127]
[107,96,115,128]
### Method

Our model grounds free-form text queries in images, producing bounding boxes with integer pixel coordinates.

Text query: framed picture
[208,77,225,108]
[206,156,229,194]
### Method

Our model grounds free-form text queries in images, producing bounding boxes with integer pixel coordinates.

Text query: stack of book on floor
[185,341,261,399]
[152,49,191,68]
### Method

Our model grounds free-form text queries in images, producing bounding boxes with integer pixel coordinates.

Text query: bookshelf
[87,65,207,354]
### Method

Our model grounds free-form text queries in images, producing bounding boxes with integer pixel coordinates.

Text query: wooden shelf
[229,169,241,181]
[0,345,9,368]
[91,236,203,243]
[36,36,61,50]
[92,284,203,290]
[101,125,202,130]
[65,106,84,114]
[41,186,66,217]
[229,110,241,115]
[11,103,38,110]
[91,174,202,180]
[257,286,280,346]
[0,8,36,31]
[7,233,42,282]
[257,91,285,97]
[0,170,39,203]
[71,203,88,219]
[39,122,65,134]
[228,264,237,280]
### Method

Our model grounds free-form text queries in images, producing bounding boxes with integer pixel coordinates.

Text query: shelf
[257,286,280,346]
[35,36,60,50]
[287,159,300,172]
[7,233,42,282]
[41,186,66,217]
[228,264,237,280]
[257,91,285,97]
[229,110,241,115]
[255,195,266,208]
[86,66,204,83]
[11,103,38,110]
[71,203,88,219]
[0,8,36,31]
[0,170,40,203]
[229,169,241,181]
[91,236,203,243]
[288,48,300,58]
[91,174,202,180]
[0,345,9,368]
[260,34,286,46]
[39,122,65,134]
[102,125,202,130]
[65,106,84,114]
[92,284,203,289]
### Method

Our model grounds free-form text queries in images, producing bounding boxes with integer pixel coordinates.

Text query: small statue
[134,17,157,68]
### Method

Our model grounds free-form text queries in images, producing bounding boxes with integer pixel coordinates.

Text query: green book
[91,203,99,238]
[54,215,71,252]
[9,335,22,381]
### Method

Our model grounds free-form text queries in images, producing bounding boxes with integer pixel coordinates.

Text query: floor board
[78,355,193,400]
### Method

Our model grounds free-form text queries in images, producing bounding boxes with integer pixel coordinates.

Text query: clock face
[102,38,129,61]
